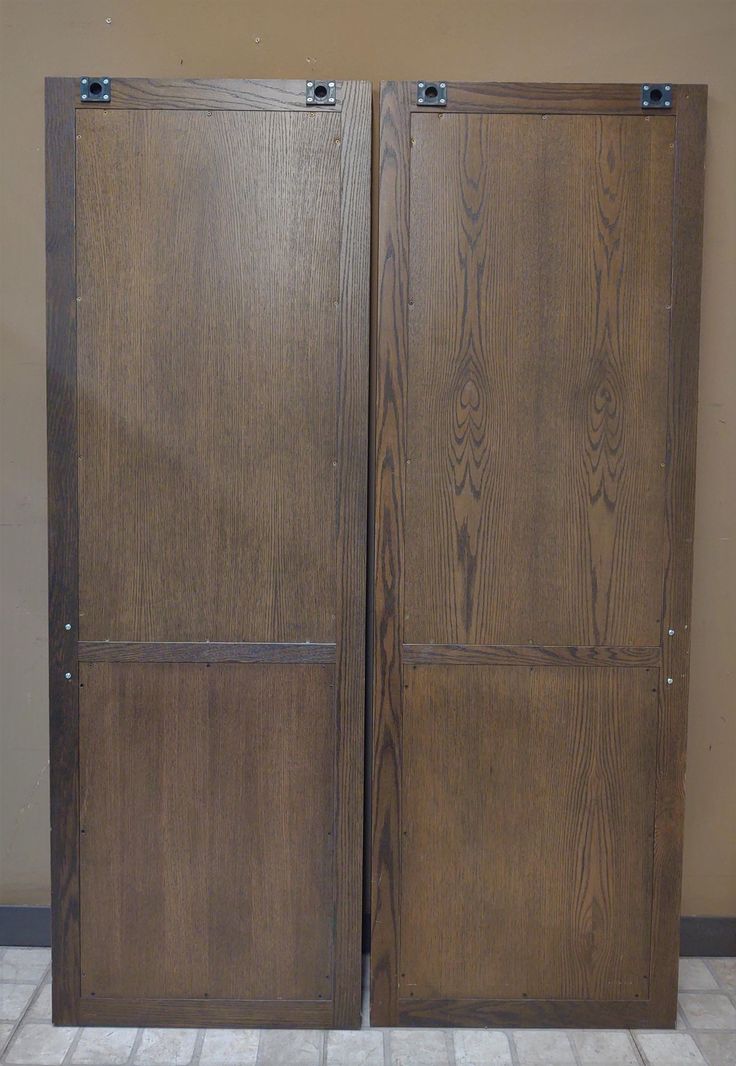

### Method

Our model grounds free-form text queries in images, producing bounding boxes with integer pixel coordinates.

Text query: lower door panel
[79,663,334,1007]
[400,665,656,1007]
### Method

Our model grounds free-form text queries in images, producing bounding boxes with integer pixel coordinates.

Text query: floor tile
[571,1029,642,1064]
[679,992,736,1029]
[705,958,736,993]
[134,1028,198,1065]
[257,1029,322,1066]
[5,1023,77,1065]
[680,959,719,991]
[326,1029,384,1065]
[695,1031,736,1065]
[0,983,36,1022]
[1,1024,15,1056]
[0,949,50,982]
[199,1028,259,1064]
[390,1029,450,1066]
[634,1032,706,1064]
[72,1026,138,1063]
[511,1030,576,1065]
[27,984,52,1021]
[454,1028,512,1065]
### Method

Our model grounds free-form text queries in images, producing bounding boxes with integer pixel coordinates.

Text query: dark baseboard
[0,906,51,947]
[1,906,734,956]
[680,916,736,958]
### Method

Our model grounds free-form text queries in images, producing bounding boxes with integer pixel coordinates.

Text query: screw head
[81,94,88,100]
[65,623,72,631]
[642,100,649,107]
[667,677,674,685]
[668,628,675,636]
[103,78,109,85]
[103,95,109,101]
[440,82,446,88]
[307,81,313,87]
[665,84,671,90]
[418,82,424,88]
[328,81,335,88]
[82,78,88,84]
[665,101,671,107]
[65,672,72,680]
[643,84,649,90]
[329,97,335,103]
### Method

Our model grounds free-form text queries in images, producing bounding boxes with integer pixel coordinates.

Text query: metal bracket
[641,83,672,109]
[417,81,447,106]
[306,80,336,106]
[80,77,111,103]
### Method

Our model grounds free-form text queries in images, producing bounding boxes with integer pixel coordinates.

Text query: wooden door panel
[47,79,370,1028]
[372,82,706,1029]
[401,664,656,1002]
[79,663,334,1001]
[76,109,339,643]
[405,113,673,647]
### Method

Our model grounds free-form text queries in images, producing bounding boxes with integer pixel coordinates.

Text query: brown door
[46,78,370,1028]
[371,82,706,1028]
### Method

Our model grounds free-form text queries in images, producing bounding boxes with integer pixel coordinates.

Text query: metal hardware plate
[417,81,447,106]
[641,83,672,109]
[306,80,336,106]
[80,77,111,103]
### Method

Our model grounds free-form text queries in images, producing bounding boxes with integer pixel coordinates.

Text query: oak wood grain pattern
[410,83,684,115]
[78,641,336,663]
[46,78,345,113]
[371,81,413,1026]
[403,644,661,667]
[397,997,672,1029]
[77,997,331,1029]
[79,662,335,1002]
[405,113,674,646]
[45,78,80,1026]
[76,107,340,642]
[332,80,371,1028]
[400,665,657,1002]
[103,78,344,111]
[649,85,707,1025]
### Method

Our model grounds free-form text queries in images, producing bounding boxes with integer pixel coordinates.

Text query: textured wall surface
[0,0,734,913]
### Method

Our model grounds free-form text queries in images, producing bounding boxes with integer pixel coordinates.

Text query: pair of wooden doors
[46,79,706,1030]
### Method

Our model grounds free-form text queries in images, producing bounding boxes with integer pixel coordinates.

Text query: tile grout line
[566,1027,584,1066]
[189,1027,205,1066]
[126,1026,144,1066]
[0,964,51,1064]
[505,1028,520,1066]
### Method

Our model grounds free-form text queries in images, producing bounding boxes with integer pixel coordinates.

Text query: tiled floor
[1,950,735,1065]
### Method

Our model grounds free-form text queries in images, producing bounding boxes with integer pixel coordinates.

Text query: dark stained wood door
[46,79,370,1028]
[372,82,706,1028]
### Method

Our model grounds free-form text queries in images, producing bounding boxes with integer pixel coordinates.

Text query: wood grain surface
[48,78,371,1028]
[45,77,80,1026]
[372,82,706,1029]
[405,112,674,647]
[76,107,339,642]
[401,664,657,1001]
[79,662,335,1003]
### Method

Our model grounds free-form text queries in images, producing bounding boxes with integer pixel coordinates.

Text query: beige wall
[0,0,734,914]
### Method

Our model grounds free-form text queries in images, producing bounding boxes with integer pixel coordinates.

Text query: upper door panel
[405,112,673,647]
[76,108,340,642]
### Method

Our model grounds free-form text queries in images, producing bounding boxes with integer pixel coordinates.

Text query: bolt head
[65,672,72,680]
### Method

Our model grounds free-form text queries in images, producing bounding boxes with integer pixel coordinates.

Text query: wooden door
[371,82,706,1028]
[46,78,370,1028]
